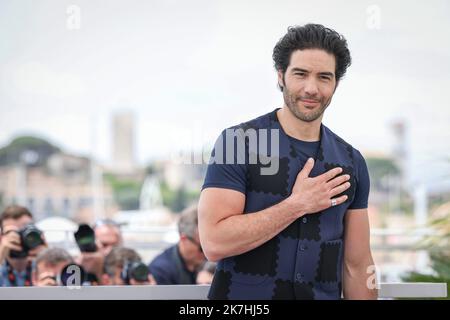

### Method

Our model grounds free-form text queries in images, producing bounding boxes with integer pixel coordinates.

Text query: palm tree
[401,202,450,299]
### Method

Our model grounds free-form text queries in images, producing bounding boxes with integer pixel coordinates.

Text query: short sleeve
[202,129,247,194]
[348,150,370,210]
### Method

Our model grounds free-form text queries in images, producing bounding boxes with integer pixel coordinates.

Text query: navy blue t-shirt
[203,125,370,210]
[202,110,372,300]
[148,245,197,285]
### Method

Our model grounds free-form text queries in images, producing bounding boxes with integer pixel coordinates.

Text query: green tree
[366,157,400,190]
[104,174,142,210]
[159,181,200,213]
[401,211,450,299]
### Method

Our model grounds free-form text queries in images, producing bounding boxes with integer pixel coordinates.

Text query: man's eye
[295,73,305,77]
[320,75,331,80]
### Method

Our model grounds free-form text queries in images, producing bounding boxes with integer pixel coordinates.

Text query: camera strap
[5,259,33,287]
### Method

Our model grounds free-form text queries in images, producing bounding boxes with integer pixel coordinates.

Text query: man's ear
[277,70,285,91]
[334,81,339,92]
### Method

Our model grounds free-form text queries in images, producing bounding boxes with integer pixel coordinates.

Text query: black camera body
[121,261,149,284]
[9,224,44,258]
[74,224,97,253]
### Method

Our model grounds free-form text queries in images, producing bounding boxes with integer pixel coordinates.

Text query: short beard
[283,85,332,122]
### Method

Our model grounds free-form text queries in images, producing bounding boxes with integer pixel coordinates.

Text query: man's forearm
[343,259,378,300]
[205,198,303,261]
[0,245,7,265]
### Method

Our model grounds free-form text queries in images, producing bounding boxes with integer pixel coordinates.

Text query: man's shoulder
[324,125,364,161]
[149,245,177,268]
[226,109,277,132]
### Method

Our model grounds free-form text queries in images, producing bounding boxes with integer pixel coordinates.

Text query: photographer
[0,205,47,287]
[94,219,123,256]
[73,223,104,285]
[102,246,155,285]
[149,206,206,285]
[32,247,75,287]
[74,219,123,285]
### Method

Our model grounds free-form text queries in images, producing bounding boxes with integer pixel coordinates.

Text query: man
[94,219,123,256]
[102,246,155,285]
[149,206,206,285]
[75,219,123,285]
[0,205,47,287]
[198,24,378,300]
[32,247,74,287]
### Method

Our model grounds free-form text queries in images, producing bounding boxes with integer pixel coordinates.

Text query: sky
[0,0,449,187]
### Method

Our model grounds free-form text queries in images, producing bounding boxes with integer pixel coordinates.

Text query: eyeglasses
[186,236,203,253]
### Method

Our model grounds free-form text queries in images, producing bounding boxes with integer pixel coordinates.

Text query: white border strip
[0,283,446,300]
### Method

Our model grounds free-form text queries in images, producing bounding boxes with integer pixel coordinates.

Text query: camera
[9,224,45,258]
[74,224,97,253]
[121,261,149,284]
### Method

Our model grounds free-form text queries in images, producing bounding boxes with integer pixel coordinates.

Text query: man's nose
[303,78,319,96]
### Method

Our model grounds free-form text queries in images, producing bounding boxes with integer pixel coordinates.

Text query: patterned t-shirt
[201,108,370,300]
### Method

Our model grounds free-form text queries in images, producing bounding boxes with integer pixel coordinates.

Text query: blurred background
[0,0,449,285]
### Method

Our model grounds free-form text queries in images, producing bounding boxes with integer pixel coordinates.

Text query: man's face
[278,49,337,123]
[33,261,70,286]
[180,231,206,268]
[95,225,122,256]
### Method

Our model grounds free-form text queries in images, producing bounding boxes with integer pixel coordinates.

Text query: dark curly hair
[273,24,351,90]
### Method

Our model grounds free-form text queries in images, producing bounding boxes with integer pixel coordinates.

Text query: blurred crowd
[0,205,215,287]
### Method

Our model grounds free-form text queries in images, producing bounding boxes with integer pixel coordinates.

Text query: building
[0,137,116,223]
[112,111,135,174]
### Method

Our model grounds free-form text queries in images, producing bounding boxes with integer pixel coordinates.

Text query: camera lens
[21,225,44,250]
[23,230,42,248]
[74,224,97,252]
[130,262,149,282]
[77,235,95,245]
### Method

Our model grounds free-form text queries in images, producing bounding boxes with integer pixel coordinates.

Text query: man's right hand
[0,226,23,263]
[287,158,351,216]
[35,272,58,287]
[75,250,104,284]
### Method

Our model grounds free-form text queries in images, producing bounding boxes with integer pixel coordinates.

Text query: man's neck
[277,106,322,141]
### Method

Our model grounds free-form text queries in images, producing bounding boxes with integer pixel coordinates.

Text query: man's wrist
[283,196,306,219]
